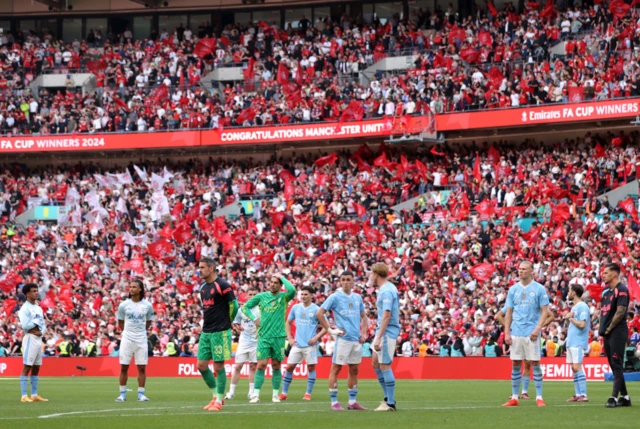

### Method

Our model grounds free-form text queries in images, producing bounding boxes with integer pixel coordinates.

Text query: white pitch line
[38,407,174,419]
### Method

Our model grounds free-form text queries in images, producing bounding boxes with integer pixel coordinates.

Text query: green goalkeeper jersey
[242,277,296,339]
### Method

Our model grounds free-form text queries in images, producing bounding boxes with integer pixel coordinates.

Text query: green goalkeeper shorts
[198,330,232,362]
[256,336,285,362]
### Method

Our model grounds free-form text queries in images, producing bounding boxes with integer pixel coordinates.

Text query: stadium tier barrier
[0,97,639,152]
[0,357,612,381]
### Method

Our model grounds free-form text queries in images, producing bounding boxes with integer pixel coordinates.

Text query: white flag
[162,166,175,181]
[116,197,128,214]
[65,187,81,207]
[122,232,138,246]
[94,174,115,188]
[85,190,100,209]
[124,169,134,184]
[70,208,83,226]
[174,179,186,195]
[151,193,170,216]
[151,173,166,192]
[134,165,148,182]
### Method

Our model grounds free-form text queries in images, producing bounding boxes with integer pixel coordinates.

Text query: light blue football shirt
[566,301,590,349]
[505,281,550,337]
[18,301,46,334]
[376,281,400,339]
[288,303,320,348]
[321,289,365,342]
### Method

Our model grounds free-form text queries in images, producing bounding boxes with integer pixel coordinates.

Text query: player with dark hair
[18,283,48,403]
[280,285,326,401]
[116,279,155,402]
[197,257,239,411]
[600,263,632,408]
[564,284,590,402]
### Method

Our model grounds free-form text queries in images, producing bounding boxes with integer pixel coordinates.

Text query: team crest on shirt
[271,301,276,306]
[309,312,314,317]
[530,292,535,297]
[349,302,353,308]
[302,313,307,319]
[521,293,526,299]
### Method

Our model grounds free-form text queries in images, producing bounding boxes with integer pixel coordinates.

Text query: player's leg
[269,337,286,402]
[378,335,397,410]
[20,363,33,402]
[118,364,130,402]
[503,336,522,406]
[608,332,630,406]
[251,356,269,402]
[211,329,233,406]
[226,361,243,399]
[248,362,257,398]
[29,336,46,402]
[346,341,365,410]
[304,346,318,399]
[135,342,150,401]
[281,346,302,399]
[521,361,531,398]
[328,363,343,410]
[371,350,387,404]
[196,332,218,410]
[527,336,544,406]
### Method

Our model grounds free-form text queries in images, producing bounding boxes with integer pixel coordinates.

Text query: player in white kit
[18,283,48,402]
[226,287,260,400]
[116,280,155,402]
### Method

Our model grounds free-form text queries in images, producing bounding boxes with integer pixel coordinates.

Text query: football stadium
[0,0,639,428]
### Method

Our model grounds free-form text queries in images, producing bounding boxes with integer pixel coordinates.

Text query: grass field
[0,377,636,429]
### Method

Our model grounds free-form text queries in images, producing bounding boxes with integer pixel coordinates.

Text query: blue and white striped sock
[374,367,387,399]
[348,386,358,405]
[282,371,293,395]
[20,375,28,397]
[521,376,530,394]
[511,367,522,398]
[119,385,127,399]
[30,376,38,396]
[533,365,543,398]
[382,369,396,405]
[575,370,587,396]
[306,371,316,395]
[329,388,338,405]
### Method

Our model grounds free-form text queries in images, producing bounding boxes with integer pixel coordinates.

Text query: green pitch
[0,378,636,429]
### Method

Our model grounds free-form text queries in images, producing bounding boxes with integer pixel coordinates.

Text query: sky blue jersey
[376,281,400,339]
[288,303,320,348]
[505,281,549,337]
[321,289,364,342]
[566,301,590,349]
[18,301,46,334]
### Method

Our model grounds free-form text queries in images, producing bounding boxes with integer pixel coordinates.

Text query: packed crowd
[1,2,639,135]
[1,131,640,359]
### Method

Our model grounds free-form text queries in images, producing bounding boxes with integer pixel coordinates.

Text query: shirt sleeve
[117,303,126,321]
[146,303,155,322]
[358,296,365,312]
[222,281,236,303]
[18,307,35,331]
[380,290,393,312]
[281,277,296,301]
[287,305,297,321]
[576,305,589,322]
[505,288,515,310]
[616,287,629,308]
[242,294,262,320]
[320,294,335,311]
[538,286,550,307]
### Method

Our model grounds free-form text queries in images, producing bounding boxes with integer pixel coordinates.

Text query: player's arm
[566,308,587,329]
[531,288,550,341]
[286,307,297,346]
[605,305,628,335]
[18,308,37,332]
[280,276,296,301]
[504,288,515,344]
[117,303,125,331]
[496,308,506,328]
[242,293,261,319]
[317,296,343,336]
[229,300,239,320]
[146,303,155,330]
[359,308,369,344]
[543,308,555,328]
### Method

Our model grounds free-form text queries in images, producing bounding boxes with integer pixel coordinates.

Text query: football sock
[138,387,145,398]
[229,383,237,395]
[119,385,127,399]
[575,370,587,396]
[533,365,543,398]
[216,370,227,401]
[374,368,386,398]
[329,388,339,405]
[30,376,38,396]
[306,371,316,395]
[249,382,255,395]
[272,369,282,392]
[20,375,28,397]
[282,371,294,395]
[522,376,530,394]
[511,367,522,398]
[199,368,217,397]
[382,370,396,405]
[348,386,358,405]
[254,369,265,391]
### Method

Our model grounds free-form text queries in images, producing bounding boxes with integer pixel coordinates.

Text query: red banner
[0,131,200,153]
[0,357,610,381]
[0,99,637,152]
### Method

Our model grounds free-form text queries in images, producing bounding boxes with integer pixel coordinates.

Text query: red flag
[2,298,17,316]
[628,275,640,302]
[551,225,566,241]
[339,100,365,122]
[618,197,639,222]
[248,219,258,232]
[353,202,367,217]
[314,172,328,187]
[474,200,495,219]
[113,97,129,111]
[254,252,276,265]
[473,156,482,181]
[539,2,555,18]
[270,212,285,227]
[0,279,14,293]
[122,257,145,274]
[415,159,428,179]
[459,48,480,63]
[352,144,374,159]
[313,252,336,269]
[469,263,496,282]
[297,219,314,235]
[214,217,228,232]
[609,0,631,19]
[172,224,194,244]
[148,239,175,260]
[374,153,390,169]
[276,62,289,85]
[194,37,216,58]
[491,236,508,248]
[400,155,413,171]
[284,181,295,200]
[612,239,629,255]
[568,86,584,103]
[363,222,383,242]
[176,280,192,295]
[92,295,102,311]
[352,156,373,173]
[478,31,493,46]
[237,107,256,124]
[430,147,446,157]
[551,202,571,223]
[314,153,338,168]
[185,202,201,224]
[245,56,256,80]
[594,143,606,158]
[611,137,623,147]
[40,292,55,311]
[279,169,296,183]
[85,59,107,73]
[488,146,501,164]
[152,84,169,105]
[488,2,498,16]
[335,220,361,235]
[523,226,542,243]
[586,283,605,303]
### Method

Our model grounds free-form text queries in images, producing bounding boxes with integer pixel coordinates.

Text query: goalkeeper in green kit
[242,273,296,403]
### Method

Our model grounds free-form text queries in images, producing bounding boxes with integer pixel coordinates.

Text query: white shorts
[288,346,318,365]
[235,341,257,364]
[372,335,397,365]
[22,334,43,366]
[119,337,148,365]
[566,347,585,364]
[333,338,362,366]
[510,336,541,361]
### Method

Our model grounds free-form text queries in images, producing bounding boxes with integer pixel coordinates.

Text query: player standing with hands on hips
[316,271,369,411]
[18,283,48,403]
[600,263,632,408]
[564,284,590,402]
[116,280,155,402]
[503,261,549,408]
[370,263,400,412]
[197,257,239,411]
